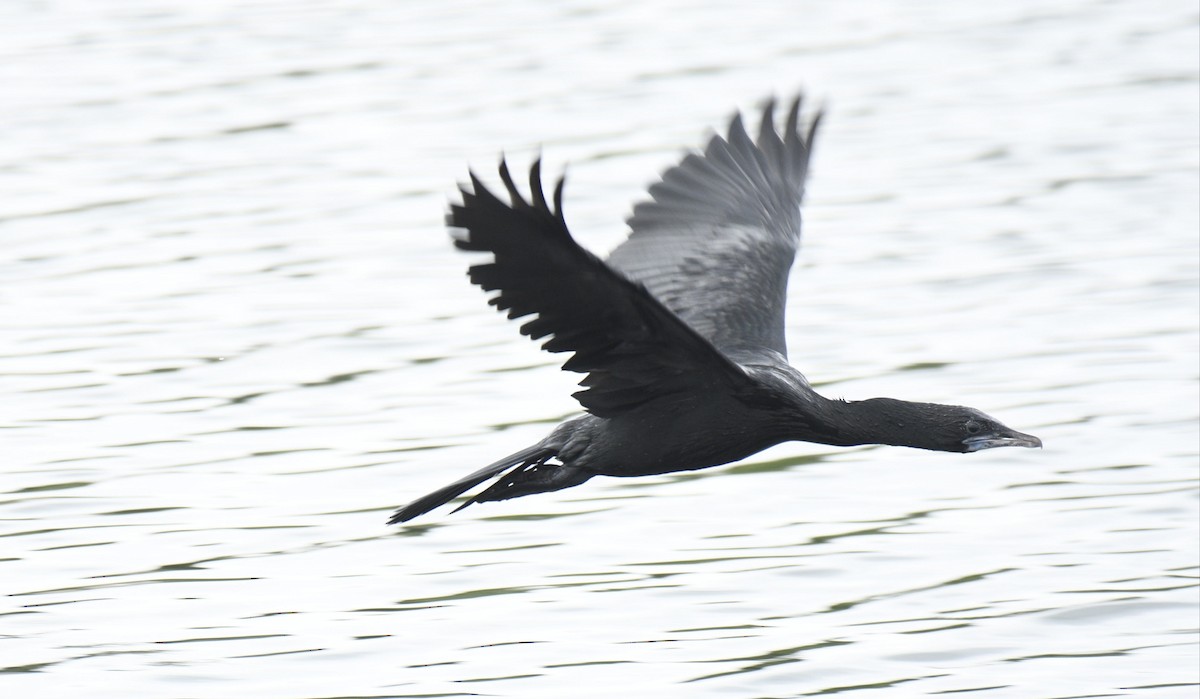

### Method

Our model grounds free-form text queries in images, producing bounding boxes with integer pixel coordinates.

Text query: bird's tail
[388,444,556,524]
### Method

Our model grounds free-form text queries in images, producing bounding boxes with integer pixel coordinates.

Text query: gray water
[4,1,1198,697]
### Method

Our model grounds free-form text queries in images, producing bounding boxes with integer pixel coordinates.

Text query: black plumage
[390,96,1040,525]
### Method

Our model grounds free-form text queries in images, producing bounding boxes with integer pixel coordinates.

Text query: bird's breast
[579,396,787,478]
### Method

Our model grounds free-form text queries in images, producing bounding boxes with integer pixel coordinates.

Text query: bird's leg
[457,456,594,510]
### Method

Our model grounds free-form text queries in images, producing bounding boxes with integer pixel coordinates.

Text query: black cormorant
[390,96,1040,524]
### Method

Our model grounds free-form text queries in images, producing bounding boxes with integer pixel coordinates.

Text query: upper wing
[607,97,821,358]
[449,160,755,418]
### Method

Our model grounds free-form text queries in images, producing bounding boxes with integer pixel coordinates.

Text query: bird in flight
[390,96,1040,524]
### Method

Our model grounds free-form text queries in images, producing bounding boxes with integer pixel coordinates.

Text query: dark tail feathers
[388,445,555,524]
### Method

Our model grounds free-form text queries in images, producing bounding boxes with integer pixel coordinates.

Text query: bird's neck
[797,396,945,449]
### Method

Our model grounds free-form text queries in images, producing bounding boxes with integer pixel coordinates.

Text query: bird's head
[951,407,1043,453]
[851,398,1042,453]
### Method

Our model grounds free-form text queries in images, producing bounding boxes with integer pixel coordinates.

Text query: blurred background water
[3,0,1198,697]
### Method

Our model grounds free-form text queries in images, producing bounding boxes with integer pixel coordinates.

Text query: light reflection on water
[4,0,1198,697]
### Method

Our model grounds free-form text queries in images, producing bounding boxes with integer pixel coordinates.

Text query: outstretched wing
[607,97,821,358]
[449,160,754,418]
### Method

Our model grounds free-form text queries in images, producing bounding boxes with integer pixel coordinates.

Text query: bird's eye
[965,420,982,435]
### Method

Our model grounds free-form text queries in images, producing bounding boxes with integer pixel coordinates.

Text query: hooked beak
[963,427,1042,452]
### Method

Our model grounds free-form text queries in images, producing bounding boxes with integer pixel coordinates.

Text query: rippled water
[4,1,1198,697]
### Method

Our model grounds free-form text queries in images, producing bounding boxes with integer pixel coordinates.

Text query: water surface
[4,1,1198,697]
